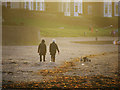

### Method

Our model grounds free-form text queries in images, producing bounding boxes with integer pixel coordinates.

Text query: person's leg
[51,55,53,62]
[40,55,42,62]
[53,54,55,62]
[43,55,45,62]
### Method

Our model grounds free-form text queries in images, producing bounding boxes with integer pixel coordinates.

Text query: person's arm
[49,44,51,53]
[56,44,59,53]
[45,44,47,53]
[38,44,40,53]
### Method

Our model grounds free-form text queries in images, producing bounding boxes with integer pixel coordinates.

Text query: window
[5,0,7,8]
[88,6,92,15]
[36,2,38,10]
[118,1,120,16]
[31,2,34,10]
[64,0,70,16]
[24,0,29,10]
[24,1,26,9]
[39,2,45,11]
[74,0,82,16]
[28,2,31,10]
[75,6,78,12]
[108,2,112,17]
[36,0,45,11]
[60,1,64,12]
[114,2,118,16]
[24,0,45,11]
[10,2,13,8]
[78,0,82,14]
[104,0,112,17]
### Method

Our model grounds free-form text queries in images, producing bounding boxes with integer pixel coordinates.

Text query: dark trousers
[40,55,45,62]
[51,54,55,62]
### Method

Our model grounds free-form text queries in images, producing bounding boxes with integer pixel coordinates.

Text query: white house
[2,0,45,11]
[2,0,119,17]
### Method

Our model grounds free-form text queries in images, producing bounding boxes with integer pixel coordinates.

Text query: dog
[80,56,91,62]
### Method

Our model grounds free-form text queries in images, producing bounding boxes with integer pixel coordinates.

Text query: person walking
[38,39,47,62]
[49,39,59,62]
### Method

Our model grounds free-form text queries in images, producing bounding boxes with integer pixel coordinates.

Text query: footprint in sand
[33,62,45,66]
[8,58,12,60]
[3,71,14,75]
[17,70,33,73]
[9,61,17,64]
[23,62,29,64]
[8,72,13,75]
[21,59,25,60]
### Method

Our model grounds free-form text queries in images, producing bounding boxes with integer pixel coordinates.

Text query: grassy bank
[72,41,113,45]
[2,8,119,45]
[3,8,118,37]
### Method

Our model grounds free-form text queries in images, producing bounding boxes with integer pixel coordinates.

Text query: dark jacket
[38,42,46,55]
[49,42,59,55]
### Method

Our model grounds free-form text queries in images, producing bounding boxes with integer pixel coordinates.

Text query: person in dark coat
[38,39,47,62]
[49,40,59,62]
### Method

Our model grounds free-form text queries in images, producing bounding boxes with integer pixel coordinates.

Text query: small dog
[80,56,91,62]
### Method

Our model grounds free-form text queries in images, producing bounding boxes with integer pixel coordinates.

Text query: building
[59,1,119,17]
[2,0,119,17]
[2,0,45,11]
[59,0,82,16]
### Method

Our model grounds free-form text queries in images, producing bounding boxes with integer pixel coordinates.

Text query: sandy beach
[2,37,119,88]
